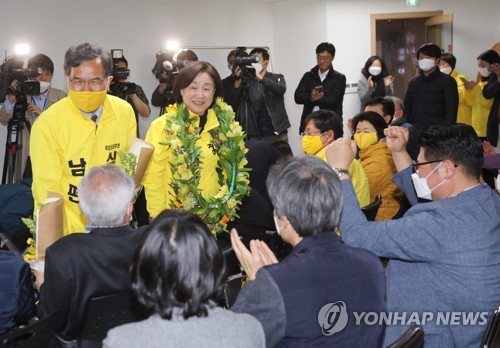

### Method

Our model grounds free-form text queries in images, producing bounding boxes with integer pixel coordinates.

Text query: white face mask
[252,63,263,73]
[410,162,446,200]
[368,66,382,76]
[418,58,436,72]
[273,215,282,235]
[38,81,51,94]
[479,66,490,77]
[439,66,452,75]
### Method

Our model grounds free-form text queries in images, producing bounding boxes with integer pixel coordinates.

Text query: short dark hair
[267,156,342,238]
[28,54,54,74]
[64,43,113,77]
[176,49,198,62]
[417,43,442,59]
[249,47,269,61]
[440,53,457,69]
[361,55,388,78]
[365,96,395,124]
[316,42,336,57]
[477,49,500,65]
[352,111,388,140]
[227,49,237,63]
[303,110,343,139]
[173,61,223,106]
[131,210,226,320]
[418,124,483,179]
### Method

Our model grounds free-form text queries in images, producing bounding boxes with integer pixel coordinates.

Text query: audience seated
[0,251,36,335]
[38,164,146,341]
[352,111,404,220]
[231,156,386,347]
[104,210,265,348]
[0,179,34,239]
[327,124,500,347]
[302,110,370,207]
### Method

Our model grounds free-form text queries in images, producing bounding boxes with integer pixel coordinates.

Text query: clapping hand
[386,75,395,87]
[460,77,476,90]
[230,228,278,281]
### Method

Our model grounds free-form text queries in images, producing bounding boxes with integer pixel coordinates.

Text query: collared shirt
[81,106,103,124]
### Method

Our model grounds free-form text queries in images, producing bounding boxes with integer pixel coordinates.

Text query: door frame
[370,11,443,55]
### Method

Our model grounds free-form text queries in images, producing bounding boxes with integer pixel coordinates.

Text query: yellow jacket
[143,106,220,218]
[316,147,370,207]
[464,80,493,137]
[30,95,137,234]
[359,141,404,220]
[451,70,472,125]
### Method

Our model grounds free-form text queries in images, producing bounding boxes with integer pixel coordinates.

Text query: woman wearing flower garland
[142,61,249,234]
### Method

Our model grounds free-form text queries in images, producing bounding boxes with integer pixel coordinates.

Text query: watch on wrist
[334,168,350,178]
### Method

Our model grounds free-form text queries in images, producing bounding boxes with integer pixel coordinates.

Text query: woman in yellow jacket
[352,111,404,220]
[143,61,248,232]
[463,50,500,140]
[439,53,472,125]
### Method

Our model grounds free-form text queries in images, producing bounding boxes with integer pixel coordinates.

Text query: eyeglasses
[69,78,106,91]
[300,131,326,137]
[316,55,332,62]
[412,159,443,173]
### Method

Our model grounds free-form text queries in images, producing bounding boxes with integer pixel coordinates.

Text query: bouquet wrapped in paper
[23,192,64,272]
[119,137,155,201]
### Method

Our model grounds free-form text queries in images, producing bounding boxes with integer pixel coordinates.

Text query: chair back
[0,311,60,348]
[385,325,424,348]
[481,306,500,348]
[361,194,382,221]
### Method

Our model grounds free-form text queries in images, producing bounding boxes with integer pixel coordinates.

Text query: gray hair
[78,164,134,226]
[385,96,404,113]
[64,42,113,77]
[266,156,343,237]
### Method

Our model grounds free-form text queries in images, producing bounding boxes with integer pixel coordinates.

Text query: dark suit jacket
[39,225,145,339]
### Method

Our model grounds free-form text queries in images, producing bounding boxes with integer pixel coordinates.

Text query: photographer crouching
[108,52,150,137]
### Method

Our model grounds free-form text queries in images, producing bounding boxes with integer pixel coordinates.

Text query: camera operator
[232,47,290,144]
[151,49,198,114]
[222,49,241,113]
[0,54,66,178]
[108,56,150,136]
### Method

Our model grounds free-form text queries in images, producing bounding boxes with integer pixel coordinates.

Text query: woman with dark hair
[357,55,394,111]
[463,49,500,141]
[352,111,403,220]
[103,210,264,347]
[142,61,249,234]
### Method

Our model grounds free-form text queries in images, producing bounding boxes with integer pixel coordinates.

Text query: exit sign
[406,0,419,6]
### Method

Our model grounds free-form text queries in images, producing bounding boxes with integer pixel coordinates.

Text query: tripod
[237,80,260,139]
[2,101,30,184]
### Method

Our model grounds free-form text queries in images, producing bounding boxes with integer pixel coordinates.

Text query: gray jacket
[104,307,265,348]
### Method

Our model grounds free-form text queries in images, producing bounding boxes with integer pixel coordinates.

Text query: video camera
[233,47,259,81]
[109,49,136,96]
[0,55,42,121]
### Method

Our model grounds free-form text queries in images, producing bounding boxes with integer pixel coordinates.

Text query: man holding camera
[0,54,66,179]
[30,43,136,235]
[232,47,290,144]
[295,42,346,134]
[108,56,150,136]
[151,49,198,115]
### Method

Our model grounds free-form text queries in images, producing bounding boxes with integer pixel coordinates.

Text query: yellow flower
[227,198,238,209]
[169,122,181,135]
[169,138,182,151]
[188,124,196,133]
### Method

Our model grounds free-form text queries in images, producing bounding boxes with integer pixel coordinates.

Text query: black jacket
[404,68,458,133]
[483,73,500,146]
[39,225,145,339]
[295,65,346,133]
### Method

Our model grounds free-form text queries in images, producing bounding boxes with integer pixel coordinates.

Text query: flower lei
[161,98,250,235]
